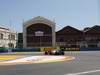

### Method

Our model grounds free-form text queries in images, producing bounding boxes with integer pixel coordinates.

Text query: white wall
[0,28,17,48]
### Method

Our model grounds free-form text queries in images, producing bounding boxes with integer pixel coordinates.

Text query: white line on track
[65,69,100,75]
[1,56,68,63]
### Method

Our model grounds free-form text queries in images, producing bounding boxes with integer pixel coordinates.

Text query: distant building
[56,26,83,48]
[23,16,55,48]
[0,27,17,48]
[56,25,100,48]
[21,16,100,48]
[17,33,23,48]
[83,25,100,48]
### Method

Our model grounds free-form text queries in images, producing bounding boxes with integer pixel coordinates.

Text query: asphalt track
[0,51,100,75]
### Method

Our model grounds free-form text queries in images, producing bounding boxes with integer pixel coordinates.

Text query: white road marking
[0,56,69,63]
[6,56,66,62]
[65,69,100,75]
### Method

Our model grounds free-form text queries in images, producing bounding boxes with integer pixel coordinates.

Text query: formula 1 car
[44,49,65,55]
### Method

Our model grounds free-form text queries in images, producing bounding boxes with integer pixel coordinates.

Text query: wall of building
[56,25,100,48]
[21,16,100,49]
[0,28,17,48]
[23,16,56,48]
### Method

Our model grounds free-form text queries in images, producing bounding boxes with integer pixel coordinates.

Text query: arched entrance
[8,43,14,48]
[26,23,52,47]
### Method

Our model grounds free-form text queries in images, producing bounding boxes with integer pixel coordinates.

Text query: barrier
[41,47,55,51]
[60,48,80,51]
[0,48,8,53]
[61,47,100,51]
[80,47,100,51]
[12,48,40,52]
[4,47,100,52]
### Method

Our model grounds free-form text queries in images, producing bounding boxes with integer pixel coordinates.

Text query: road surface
[0,51,100,75]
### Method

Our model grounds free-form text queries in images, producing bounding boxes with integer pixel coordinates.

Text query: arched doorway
[26,23,52,47]
[23,16,55,48]
[8,43,14,48]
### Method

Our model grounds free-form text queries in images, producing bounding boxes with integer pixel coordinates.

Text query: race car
[44,49,65,55]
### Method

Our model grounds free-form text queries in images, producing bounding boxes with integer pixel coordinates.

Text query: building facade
[0,27,17,48]
[56,25,100,48]
[21,16,100,48]
[83,25,100,48]
[56,26,83,48]
[17,33,23,48]
[23,16,55,48]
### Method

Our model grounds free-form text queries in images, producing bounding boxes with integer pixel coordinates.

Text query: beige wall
[0,28,17,48]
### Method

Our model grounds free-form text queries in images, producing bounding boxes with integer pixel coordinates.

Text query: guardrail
[80,47,100,51]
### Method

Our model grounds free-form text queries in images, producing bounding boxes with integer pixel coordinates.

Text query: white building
[0,27,17,48]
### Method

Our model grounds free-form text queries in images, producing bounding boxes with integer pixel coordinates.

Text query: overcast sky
[0,0,99,32]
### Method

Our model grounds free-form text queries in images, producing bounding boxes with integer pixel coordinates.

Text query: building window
[8,35,10,39]
[35,31,44,36]
[8,34,15,40]
[11,34,15,40]
[0,33,3,39]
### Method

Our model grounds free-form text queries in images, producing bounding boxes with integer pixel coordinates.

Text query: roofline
[56,25,82,33]
[0,27,9,30]
[84,25,100,33]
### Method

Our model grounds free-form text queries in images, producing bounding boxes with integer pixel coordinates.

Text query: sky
[0,0,99,32]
